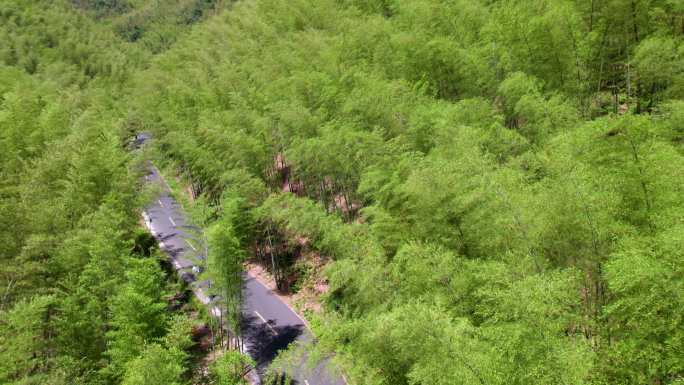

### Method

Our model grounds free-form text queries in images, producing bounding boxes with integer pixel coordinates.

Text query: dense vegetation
[0,1,225,384]
[2,0,683,384]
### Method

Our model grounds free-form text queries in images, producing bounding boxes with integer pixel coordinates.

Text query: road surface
[137,135,344,385]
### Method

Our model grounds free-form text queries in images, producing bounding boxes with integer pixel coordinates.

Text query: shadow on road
[242,313,305,369]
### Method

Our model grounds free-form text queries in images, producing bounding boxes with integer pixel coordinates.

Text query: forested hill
[0,1,222,384]
[1,0,684,384]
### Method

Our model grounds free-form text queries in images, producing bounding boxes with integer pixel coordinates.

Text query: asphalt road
[138,137,344,385]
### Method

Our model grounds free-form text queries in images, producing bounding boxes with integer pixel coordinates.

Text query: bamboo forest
[1,0,683,384]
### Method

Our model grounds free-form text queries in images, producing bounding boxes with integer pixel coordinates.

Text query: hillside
[1,0,683,384]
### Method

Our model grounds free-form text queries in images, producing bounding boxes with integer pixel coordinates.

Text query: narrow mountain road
[137,135,344,385]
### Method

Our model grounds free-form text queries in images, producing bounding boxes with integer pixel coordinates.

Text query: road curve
[138,135,344,385]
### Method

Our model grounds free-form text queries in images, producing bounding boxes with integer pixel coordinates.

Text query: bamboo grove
[1,0,683,384]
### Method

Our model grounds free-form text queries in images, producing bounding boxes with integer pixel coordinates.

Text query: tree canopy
[2,0,684,384]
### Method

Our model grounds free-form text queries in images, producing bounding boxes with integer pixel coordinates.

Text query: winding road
[137,134,344,385]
